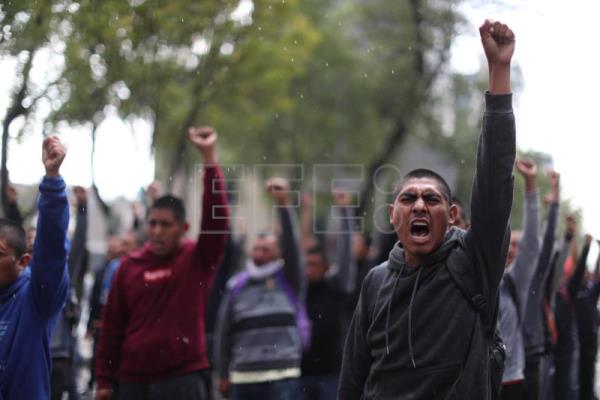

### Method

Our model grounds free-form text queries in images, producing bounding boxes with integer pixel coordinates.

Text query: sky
[1,0,600,238]
[451,0,600,238]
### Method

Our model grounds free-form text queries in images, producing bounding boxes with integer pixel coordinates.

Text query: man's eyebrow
[399,191,416,197]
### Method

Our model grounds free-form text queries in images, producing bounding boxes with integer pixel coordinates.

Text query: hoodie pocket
[376,362,461,400]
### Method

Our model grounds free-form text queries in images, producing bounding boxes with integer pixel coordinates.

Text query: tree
[50,0,318,193]
[0,0,67,215]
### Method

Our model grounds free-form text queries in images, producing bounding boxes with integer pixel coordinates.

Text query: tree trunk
[1,51,34,215]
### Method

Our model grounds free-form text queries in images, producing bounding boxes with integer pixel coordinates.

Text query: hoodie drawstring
[408,267,422,368]
[385,267,403,355]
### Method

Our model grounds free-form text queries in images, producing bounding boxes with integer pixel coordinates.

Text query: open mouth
[410,221,430,238]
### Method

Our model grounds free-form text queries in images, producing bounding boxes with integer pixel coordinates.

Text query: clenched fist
[266,177,291,206]
[515,159,537,193]
[480,20,515,66]
[42,136,66,177]
[188,126,218,164]
[480,19,515,94]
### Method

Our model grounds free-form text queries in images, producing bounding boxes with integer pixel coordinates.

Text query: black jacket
[338,93,515,400]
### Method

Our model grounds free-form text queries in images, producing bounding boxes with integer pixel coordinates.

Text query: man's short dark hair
[392,169,452,203]
[0,218,27,258]
[150,195,186,223]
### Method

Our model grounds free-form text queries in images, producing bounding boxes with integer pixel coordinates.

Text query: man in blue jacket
[0,135,70,399]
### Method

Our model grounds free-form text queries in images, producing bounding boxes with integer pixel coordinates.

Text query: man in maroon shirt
[95,127,229,400]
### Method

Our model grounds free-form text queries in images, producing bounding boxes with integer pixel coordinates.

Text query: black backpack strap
[446,252,487,315]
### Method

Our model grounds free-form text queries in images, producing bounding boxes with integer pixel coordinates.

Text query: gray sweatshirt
[214,206,305,382]
[498,190,539,382]
[522,201,559,361]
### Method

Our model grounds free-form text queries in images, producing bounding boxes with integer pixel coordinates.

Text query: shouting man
[339,20,516,400]
[95,127,229,400]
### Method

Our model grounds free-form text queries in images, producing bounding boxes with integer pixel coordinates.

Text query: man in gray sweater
[215,177,305,400]
[497,159,545,399]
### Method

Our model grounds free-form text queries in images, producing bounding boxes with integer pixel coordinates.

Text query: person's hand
[4,184,18,204]
[73,186,88,206]
[547,170,560,203]
[515,159,537,178]
[515,159,537,192]
[42,136,66,177]
[266,177,290,206]
[146,180,162,201]
[480,19,515,94]
[566,214,577,238]
[332,190,353,207]
[188,126,218,164]
[479,19,515,67]
[95,388,113,400]
[218,379,230,398]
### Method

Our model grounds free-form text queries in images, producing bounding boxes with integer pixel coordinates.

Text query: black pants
[554,355,577,400]
[116,372,207,400]
[579,353,597,400]
[51,357,79,400]
[523,359,541,400]
[500,381,524,400]
[51,358,70,400]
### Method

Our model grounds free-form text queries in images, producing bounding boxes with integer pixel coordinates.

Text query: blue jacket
[0,176,70,400]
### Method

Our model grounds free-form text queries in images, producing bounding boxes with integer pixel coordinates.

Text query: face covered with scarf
[388,177,458,267]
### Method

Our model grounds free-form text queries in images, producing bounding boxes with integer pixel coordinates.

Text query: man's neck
[404,252,423,269]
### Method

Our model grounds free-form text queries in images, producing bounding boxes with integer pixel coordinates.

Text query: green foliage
[50,0,319,182]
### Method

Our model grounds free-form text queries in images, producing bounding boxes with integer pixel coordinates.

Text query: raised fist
[548,170,560,190]
[566,214,577,238]
[479,19,515,66]
[42,136,66,177]
[545,170,560,202]
[72,186,88,206]
[188,126,218,163]
[146,180,162,201]
[4,185,18,204]
[266,177,290,206]
[515,159,537,178]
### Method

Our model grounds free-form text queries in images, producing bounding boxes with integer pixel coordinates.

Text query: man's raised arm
[466,20,516,297]
[327,190,357,294]
[508,159,540,313]
[188,126,229,272]
[30,136,70,317]
[266,177,304,296]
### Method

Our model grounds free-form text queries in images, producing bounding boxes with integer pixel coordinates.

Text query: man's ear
[387,204,394,224]
[182,222,190,234]
[448,204,459,226]
[17,253,31,272]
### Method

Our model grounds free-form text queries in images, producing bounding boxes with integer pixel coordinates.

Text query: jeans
[230,378,300,400]
[116,372,207,400]
[300,375,338,400]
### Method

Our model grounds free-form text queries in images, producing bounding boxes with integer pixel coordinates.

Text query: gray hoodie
[339,93,515,400]
[498,190,539,383]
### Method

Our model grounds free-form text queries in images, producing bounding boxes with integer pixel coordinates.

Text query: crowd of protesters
[1,18,599,400]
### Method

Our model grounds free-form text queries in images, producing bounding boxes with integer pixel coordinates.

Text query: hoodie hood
[0,267,30,305]
[382,227,464,368]
[387,227,464,272]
